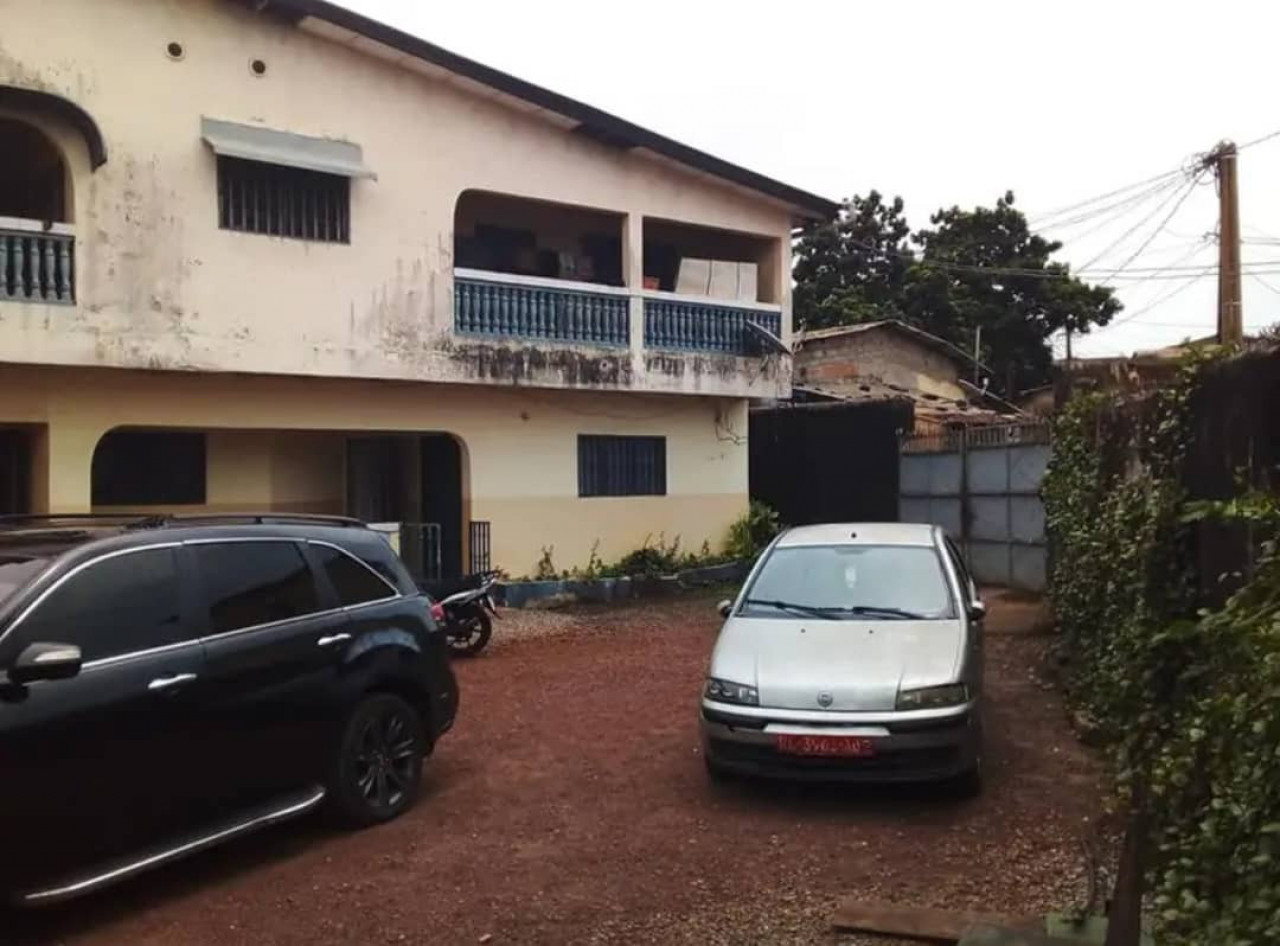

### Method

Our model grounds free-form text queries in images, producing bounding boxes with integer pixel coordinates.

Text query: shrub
[533,546,558,581]
[724,501,781,561]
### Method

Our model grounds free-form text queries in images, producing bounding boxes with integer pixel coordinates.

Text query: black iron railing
[469,520,491,574]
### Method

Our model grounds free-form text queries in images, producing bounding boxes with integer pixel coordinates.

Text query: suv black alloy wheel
[328,693,425,826]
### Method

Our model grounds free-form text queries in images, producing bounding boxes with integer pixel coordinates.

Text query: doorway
[0,429,33,515]
[345,433,464,582]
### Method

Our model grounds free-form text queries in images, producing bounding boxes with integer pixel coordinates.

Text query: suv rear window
[194,541,322,634]
[311,543,395,607]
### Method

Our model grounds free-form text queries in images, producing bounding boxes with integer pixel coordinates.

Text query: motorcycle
[424,571,501,657]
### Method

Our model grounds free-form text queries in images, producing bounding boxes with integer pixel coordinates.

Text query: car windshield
[0,557,50,607]
[741,544,955,620]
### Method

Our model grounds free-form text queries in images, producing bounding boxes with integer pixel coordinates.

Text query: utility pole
[1213,141,1244,343]
[972,326,982,384]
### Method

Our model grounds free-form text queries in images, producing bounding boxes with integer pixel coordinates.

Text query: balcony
[643,294,782,355]
[0,219,74,304]
[444,191,790,396]
[454,269,629,347]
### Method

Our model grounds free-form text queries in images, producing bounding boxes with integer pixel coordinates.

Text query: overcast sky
[342,0,1280,358]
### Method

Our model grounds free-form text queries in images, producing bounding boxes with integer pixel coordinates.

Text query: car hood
[709,616,965,712]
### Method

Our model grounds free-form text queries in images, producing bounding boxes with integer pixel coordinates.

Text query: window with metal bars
[216,156,350,243]
[577,435,667,498]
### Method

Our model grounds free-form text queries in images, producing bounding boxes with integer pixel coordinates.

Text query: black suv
[0,514,458,906]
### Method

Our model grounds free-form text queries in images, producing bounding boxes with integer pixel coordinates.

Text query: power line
[1237,126,1280,152]
[845,234,1280,281]
[1028,164,1188,228]
[1094,271,1212,332]
[1034,175,1186,234]
[1076,170,1203,274]
[1248,272,1280,297]
[1094,169,1210,283]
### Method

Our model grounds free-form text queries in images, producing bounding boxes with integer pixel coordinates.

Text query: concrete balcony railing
[643,293,782,355]
[454,268,630,347]
[0,218,75,305]
[454,269,785,358]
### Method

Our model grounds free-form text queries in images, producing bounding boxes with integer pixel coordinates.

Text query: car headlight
[895,683,968,711]
[704,677,759,706]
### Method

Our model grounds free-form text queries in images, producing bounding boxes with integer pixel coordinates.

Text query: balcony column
[759,236,791,347]
[623,212,644,355]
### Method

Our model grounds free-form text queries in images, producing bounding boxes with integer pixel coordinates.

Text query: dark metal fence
[469,520,492,574]
[644,297,781,355]
[454,274,629,346]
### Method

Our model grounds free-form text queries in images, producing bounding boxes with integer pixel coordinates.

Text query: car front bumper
[700,700,981,783]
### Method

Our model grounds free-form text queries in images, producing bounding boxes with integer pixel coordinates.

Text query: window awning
[200,117,376,180]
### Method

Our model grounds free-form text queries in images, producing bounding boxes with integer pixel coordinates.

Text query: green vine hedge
[1044,352,1280,945]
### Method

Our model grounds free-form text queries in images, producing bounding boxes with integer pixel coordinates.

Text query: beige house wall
[0,0,795,399]
[0,366,748,576]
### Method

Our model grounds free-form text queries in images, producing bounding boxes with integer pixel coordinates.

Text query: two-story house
[0,0,834,578]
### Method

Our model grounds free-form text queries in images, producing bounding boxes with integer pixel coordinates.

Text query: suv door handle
[148,673,198,693]
[317,633,353,648]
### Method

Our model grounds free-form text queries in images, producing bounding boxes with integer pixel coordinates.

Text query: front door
[0,545,204,898]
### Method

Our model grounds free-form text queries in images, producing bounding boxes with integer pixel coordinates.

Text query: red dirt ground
[8,591,1103,946]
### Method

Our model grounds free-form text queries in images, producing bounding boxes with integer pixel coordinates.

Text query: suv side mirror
[10,642,83,685]
[717,599,733,619]
[967,601,987,622]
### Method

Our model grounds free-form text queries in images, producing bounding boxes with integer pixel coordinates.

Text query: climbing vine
[1044,349,1280,945]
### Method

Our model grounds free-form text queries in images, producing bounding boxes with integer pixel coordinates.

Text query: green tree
[792,190,1122,397]
[905,192,1120,396]
[792,190,913,329]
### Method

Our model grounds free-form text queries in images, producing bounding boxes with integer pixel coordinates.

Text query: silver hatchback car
[700,523,985,793]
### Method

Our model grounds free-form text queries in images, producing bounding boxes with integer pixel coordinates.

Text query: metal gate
[899,421,1050,591]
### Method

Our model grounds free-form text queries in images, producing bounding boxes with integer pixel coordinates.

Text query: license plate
[776,734,876,757]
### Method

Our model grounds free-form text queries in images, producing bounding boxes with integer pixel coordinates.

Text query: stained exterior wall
[0,366,749,576]
[0,0,794,399]
[796,327,964,400]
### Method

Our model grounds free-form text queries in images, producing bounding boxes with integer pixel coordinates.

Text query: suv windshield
[741,544,955,620]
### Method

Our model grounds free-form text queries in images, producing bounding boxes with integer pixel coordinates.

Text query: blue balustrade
[454,274,628,346]
[643,297,781,355]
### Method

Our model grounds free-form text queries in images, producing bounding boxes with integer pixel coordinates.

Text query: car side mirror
[967,601,987,622]
[10,642,83,685]
[717,599,733,619]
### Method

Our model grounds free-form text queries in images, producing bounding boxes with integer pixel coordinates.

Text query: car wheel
[327,693,425,827]
[950,761,983,799]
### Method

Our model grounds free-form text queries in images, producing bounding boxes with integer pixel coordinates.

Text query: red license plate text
[775,734,876,757]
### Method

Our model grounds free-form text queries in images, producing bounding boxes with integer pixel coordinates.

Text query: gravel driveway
[11,591,1104,946]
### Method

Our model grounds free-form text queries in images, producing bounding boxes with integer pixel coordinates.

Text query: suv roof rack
[151,513,366,528]
[0,512,367,530]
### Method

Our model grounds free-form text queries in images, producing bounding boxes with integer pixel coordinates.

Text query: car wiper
[742,598,840,619]
[842,605,928,620]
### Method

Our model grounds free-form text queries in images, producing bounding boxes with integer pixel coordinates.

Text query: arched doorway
[0,118,69,222]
